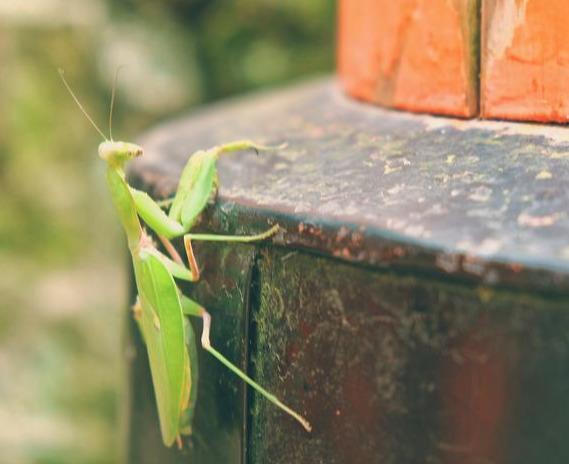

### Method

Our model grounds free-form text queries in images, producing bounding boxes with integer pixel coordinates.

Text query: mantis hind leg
[182,225,280,281]
[179,293,311,432]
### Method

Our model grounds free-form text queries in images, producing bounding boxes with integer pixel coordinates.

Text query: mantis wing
[178,317,199,436]
[133,252,190,446]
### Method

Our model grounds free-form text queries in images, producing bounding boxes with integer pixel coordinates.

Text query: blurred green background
[0,1,334,462]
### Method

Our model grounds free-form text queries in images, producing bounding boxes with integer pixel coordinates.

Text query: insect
[59,69,311,448]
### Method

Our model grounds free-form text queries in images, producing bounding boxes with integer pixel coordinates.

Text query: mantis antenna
[58,68,108,141]
[108,66,124,141]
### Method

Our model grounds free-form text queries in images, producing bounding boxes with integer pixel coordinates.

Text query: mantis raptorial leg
[59,69,311,448]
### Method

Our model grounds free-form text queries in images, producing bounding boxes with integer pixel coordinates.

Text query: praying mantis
[59,70,311,448]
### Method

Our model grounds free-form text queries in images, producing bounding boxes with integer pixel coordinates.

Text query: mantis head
[98,141,143,163]
[59,68,141,165]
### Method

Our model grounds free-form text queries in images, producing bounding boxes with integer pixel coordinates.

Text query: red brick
[482,0,569,123]
[338,0,479,118]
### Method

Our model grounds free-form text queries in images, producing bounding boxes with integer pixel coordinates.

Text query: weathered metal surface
[134,79,569,295]
[126,79,569,463]
[249,248,569,464]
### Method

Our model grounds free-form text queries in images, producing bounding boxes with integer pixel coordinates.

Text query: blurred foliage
[0,1,334,462]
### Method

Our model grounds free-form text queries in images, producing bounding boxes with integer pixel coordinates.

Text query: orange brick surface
[338,0,479,118]
[482,0,569,123]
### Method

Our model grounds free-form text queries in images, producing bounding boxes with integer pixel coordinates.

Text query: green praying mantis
[59,69,311,448]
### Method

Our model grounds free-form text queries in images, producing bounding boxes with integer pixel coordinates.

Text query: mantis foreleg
[131,141,283,241]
